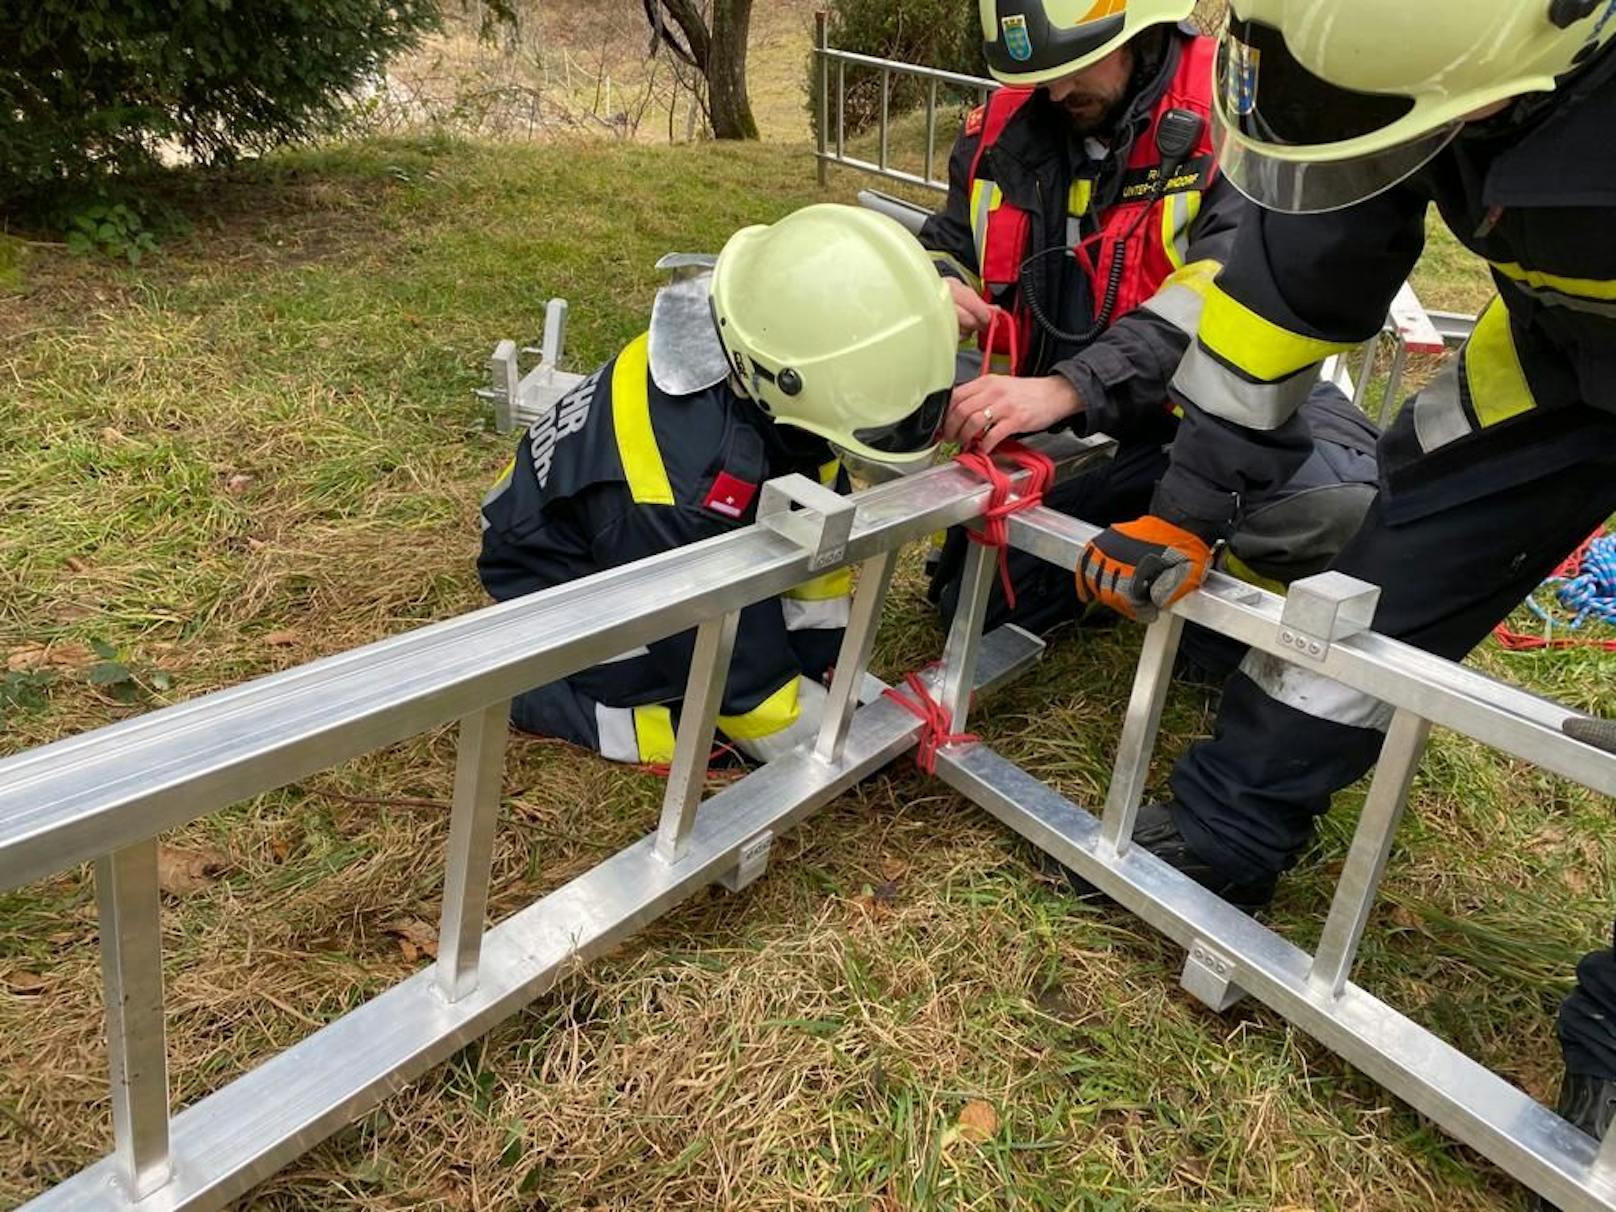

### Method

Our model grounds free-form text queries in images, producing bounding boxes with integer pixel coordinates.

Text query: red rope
[1492,527,1616,653]
[882,671,978,774]
[954,442,1055,611]
[951,306,1056,611]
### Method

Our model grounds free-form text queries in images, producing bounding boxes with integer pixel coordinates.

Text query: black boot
[1035,802,1277,912]
[1529,1072,1616,1211]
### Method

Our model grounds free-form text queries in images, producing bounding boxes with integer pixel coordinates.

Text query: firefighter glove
[1076,516,1213,623]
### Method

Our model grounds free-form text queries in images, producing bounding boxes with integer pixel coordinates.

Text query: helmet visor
[1213,103,1460,213]
[1218,19,1417,147]
[851,386,952,457]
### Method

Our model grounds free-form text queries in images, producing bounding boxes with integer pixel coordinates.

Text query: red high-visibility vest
[965,35,1218,368]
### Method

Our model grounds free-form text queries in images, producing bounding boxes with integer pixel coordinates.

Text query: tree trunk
[706,0,758,140]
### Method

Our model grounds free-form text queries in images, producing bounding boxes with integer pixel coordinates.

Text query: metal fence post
[437,701,511,1003]
[878,68,891,172]
[815,11,829,187]
[924,76,938,186]
[656,611,742,861]
[95,840,171,1200]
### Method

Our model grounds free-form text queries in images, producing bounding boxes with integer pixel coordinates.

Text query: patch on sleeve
[965,105,986,137]
[703,470,759,520]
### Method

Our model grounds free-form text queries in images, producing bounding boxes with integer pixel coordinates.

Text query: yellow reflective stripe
[969,179,1003,275]
[1160,194,1183,272]
[1160,190,1200,272]
[632,704,677,764]
[1199,283,1358,383]
[784,567,853,602]
[718,677,801,742]
[492,456,515,487]
[1218,551,1287,596]
[611,333,674,506]
[1465,298,1536,429]
[818,459,841,487]
[1068,179,1093,217]
[1490,261,1616,302]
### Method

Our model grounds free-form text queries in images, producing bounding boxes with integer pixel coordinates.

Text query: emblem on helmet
[1001,13,1034,62]
[1227,40,1260,117]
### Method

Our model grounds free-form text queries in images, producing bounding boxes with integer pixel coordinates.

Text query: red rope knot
[953,441,1056,611]
[882,671,978,774]
[953,305,1055,610]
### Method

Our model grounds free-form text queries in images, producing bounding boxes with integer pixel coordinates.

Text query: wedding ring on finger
[981,406,996,429]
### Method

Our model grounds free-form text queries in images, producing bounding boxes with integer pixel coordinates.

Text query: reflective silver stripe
[1411,358,1473,454]
[1239,650,1394,732]
[1500,280,1616,319]
[1171,192,1196,266]
[594,703,639,763]
[1171,341,1316,431]
[600,645,652,664]
[1141,283,1206,336]
[782,597,851,632]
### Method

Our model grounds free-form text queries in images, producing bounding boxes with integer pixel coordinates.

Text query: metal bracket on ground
[717,831,774,894]
[478,299,586,432]
[1181,939,1247,1013]
[757,474,856,572]
[1278,571,1381,663]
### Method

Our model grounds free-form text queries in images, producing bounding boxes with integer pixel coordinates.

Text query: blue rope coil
[1558,536,1616,629]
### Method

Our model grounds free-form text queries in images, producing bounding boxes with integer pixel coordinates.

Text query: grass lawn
[1,132,1614,1211]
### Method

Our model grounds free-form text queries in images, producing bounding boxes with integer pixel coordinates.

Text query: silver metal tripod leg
[436,701,511,1003]
[1100,613,1186,855]
[96,839,172,1200]
[655,610,741,862]
[1308,708,1431,998]
[816,551,897,765]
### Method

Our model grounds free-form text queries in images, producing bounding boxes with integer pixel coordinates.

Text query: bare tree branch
[642,0,710,68]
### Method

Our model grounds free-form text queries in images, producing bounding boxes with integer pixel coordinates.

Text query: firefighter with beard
[923,0,1380,672]
[1069,0,1616,1186]
[479,205,957,766]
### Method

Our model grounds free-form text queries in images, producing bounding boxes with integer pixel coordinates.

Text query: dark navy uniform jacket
[1153,46,1616,538]
[479,333,851,763]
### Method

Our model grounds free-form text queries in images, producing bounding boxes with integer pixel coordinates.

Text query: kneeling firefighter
[1064,0,1616,1197]
[923,0,1379,665]
[479,204,957,765]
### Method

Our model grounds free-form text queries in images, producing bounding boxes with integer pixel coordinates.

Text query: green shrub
[807,0,984,140]
[0,0,467,216]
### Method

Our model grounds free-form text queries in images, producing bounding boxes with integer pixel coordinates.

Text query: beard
[1056,85,1128,135]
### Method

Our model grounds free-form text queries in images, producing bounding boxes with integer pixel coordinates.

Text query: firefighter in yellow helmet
[923,0,1380,673]
[1068,1,1616,1188]
[480,204,955,766]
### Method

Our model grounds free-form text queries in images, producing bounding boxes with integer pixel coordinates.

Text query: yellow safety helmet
[980,0,1194,86]
[710,204,958,467]
[1214,0,1616,213]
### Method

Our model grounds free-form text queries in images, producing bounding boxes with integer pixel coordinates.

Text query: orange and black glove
[1076,516,1213,623]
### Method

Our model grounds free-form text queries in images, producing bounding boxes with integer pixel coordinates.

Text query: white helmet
[710,204,959,466]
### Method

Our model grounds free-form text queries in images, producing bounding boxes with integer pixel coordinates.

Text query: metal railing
[813,12,997,194]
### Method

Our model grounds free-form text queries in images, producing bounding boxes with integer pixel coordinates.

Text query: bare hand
[947,279,994,338]
[944,374,1083,455]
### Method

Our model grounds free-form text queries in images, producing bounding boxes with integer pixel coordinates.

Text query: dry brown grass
[1,117,1609,1212]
